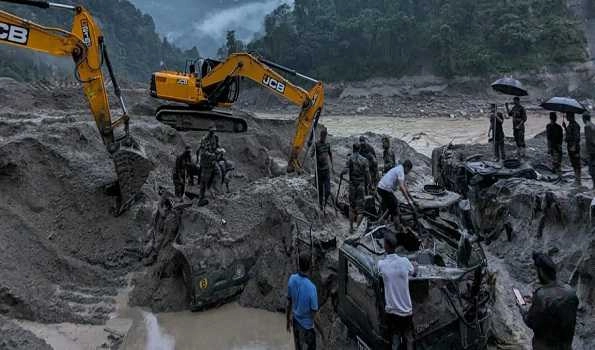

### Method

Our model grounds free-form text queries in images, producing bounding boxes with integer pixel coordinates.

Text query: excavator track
[111,142,153,215]
[155,105,248,133]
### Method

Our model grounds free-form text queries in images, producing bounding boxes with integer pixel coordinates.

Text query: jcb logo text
[81,20,92,47]
[0,22,29,45]
[262,75,285,94]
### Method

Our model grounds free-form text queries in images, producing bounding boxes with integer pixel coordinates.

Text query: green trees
[0,0,198,81]
[217,30,245,58]
[249,0,588,80]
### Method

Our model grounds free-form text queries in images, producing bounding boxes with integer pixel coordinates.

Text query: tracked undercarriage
[155,105,248,133]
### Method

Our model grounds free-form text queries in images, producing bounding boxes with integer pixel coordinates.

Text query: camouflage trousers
[199,166,216,199]
[172,173,185,198]
[550,145,562,175]
[568,145,581,180]
[349,181,366,211]
[589,154,595,186]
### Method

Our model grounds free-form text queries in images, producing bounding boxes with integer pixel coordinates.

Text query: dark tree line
[0,0,198,81]
[248,0,587,80]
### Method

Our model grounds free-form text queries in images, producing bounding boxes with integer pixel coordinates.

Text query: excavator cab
[151,52,325,171]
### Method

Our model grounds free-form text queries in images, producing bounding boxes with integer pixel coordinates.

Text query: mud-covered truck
[337,209,491,349]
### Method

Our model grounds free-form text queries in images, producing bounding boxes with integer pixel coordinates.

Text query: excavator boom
[0,0,153,213]
[151,53,324,171]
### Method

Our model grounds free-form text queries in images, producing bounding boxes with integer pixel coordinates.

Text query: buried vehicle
[431,144,539,195]
[173,243,256,311]
[337,210,491,349]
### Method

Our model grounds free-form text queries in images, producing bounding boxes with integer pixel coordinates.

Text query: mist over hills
[129,0,292,57]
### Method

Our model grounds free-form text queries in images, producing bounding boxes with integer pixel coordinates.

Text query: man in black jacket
[563,113,582,186]
[521,253,579,350]
[546,112,564,175]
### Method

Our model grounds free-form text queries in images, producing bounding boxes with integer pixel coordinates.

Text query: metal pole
[312,126,321,212]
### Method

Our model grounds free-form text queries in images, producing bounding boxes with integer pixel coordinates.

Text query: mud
[434,137,595,349]
[0,316,51,350]
[1,76,594,349]
[156,304,291,350]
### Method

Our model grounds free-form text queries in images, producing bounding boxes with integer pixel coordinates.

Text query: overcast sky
[129,0,292,56]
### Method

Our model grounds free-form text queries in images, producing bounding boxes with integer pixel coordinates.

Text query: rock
[0,316,52,350]
[355,106,369,114]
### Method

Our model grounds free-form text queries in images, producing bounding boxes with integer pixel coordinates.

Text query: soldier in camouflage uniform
[172,146,192,198]
[583,113,595,188]
[382,136,396,174]
[359,136,378,188]
[197,125,220,202]
[342,143,370,232]
[546,112,564,176]
[521,253,578,350]
[506,97,527,158]
[311,128,334,212]
[563,113,582,186]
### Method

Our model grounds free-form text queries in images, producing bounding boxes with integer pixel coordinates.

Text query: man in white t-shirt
[378,231,417,350]
[377,160,417,227]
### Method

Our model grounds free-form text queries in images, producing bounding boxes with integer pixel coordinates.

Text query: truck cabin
[338,224,490,350]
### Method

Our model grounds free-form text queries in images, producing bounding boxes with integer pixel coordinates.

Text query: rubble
[0,317,52,350]
[1,77,594,349]
[433,135,595,349]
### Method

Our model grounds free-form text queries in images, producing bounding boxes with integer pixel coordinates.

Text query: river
[257,113,552,156]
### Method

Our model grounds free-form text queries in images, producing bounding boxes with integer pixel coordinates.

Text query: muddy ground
[435,135,595,349]
[1,76,594,349]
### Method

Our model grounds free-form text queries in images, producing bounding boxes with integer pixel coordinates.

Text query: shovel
[335,174,343,215]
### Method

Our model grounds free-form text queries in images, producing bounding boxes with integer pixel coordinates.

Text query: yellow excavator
[0,0,153,214]
[150,53,324,171]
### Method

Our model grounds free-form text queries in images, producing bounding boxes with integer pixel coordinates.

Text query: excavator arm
[0,0,153,214]
[202,53,324,171]
[152,53,324,172]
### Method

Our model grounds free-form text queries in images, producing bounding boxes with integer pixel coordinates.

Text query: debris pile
[433,138,595,349]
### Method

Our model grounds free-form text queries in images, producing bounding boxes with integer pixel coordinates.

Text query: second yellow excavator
[150,53,324,171]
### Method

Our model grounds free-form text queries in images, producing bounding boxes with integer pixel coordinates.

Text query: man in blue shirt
[286,254,323,350]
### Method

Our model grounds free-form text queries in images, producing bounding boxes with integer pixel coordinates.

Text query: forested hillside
[249,0,588,80]
[0,0,198,81]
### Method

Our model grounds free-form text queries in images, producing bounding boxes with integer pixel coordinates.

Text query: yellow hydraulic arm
[1,0,125,145]
[0,0,152,214]
[152,52,324,172]
[202,53,325,171]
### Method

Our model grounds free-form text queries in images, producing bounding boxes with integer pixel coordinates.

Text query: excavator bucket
[111,143,153,215]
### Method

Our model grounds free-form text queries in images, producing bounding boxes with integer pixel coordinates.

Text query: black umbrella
[491,77,528,96]
[540,97,586,114]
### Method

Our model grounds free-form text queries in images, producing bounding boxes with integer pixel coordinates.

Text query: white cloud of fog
[175,0,292,55]
[131,0,293,56]
[194,0,291,43]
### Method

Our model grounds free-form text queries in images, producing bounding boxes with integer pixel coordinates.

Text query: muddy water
[257,113,551,156]
[152,303,291,350]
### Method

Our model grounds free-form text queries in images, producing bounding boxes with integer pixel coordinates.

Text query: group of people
[297,124,583,350]
[286,234,580,350]
[490,97,595,187]
[172,125,234,203]
[489,96,528,161]
[546,112,595,187]
[177,120,583,350]
[286,130,418,350]
[310,129,417,231]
